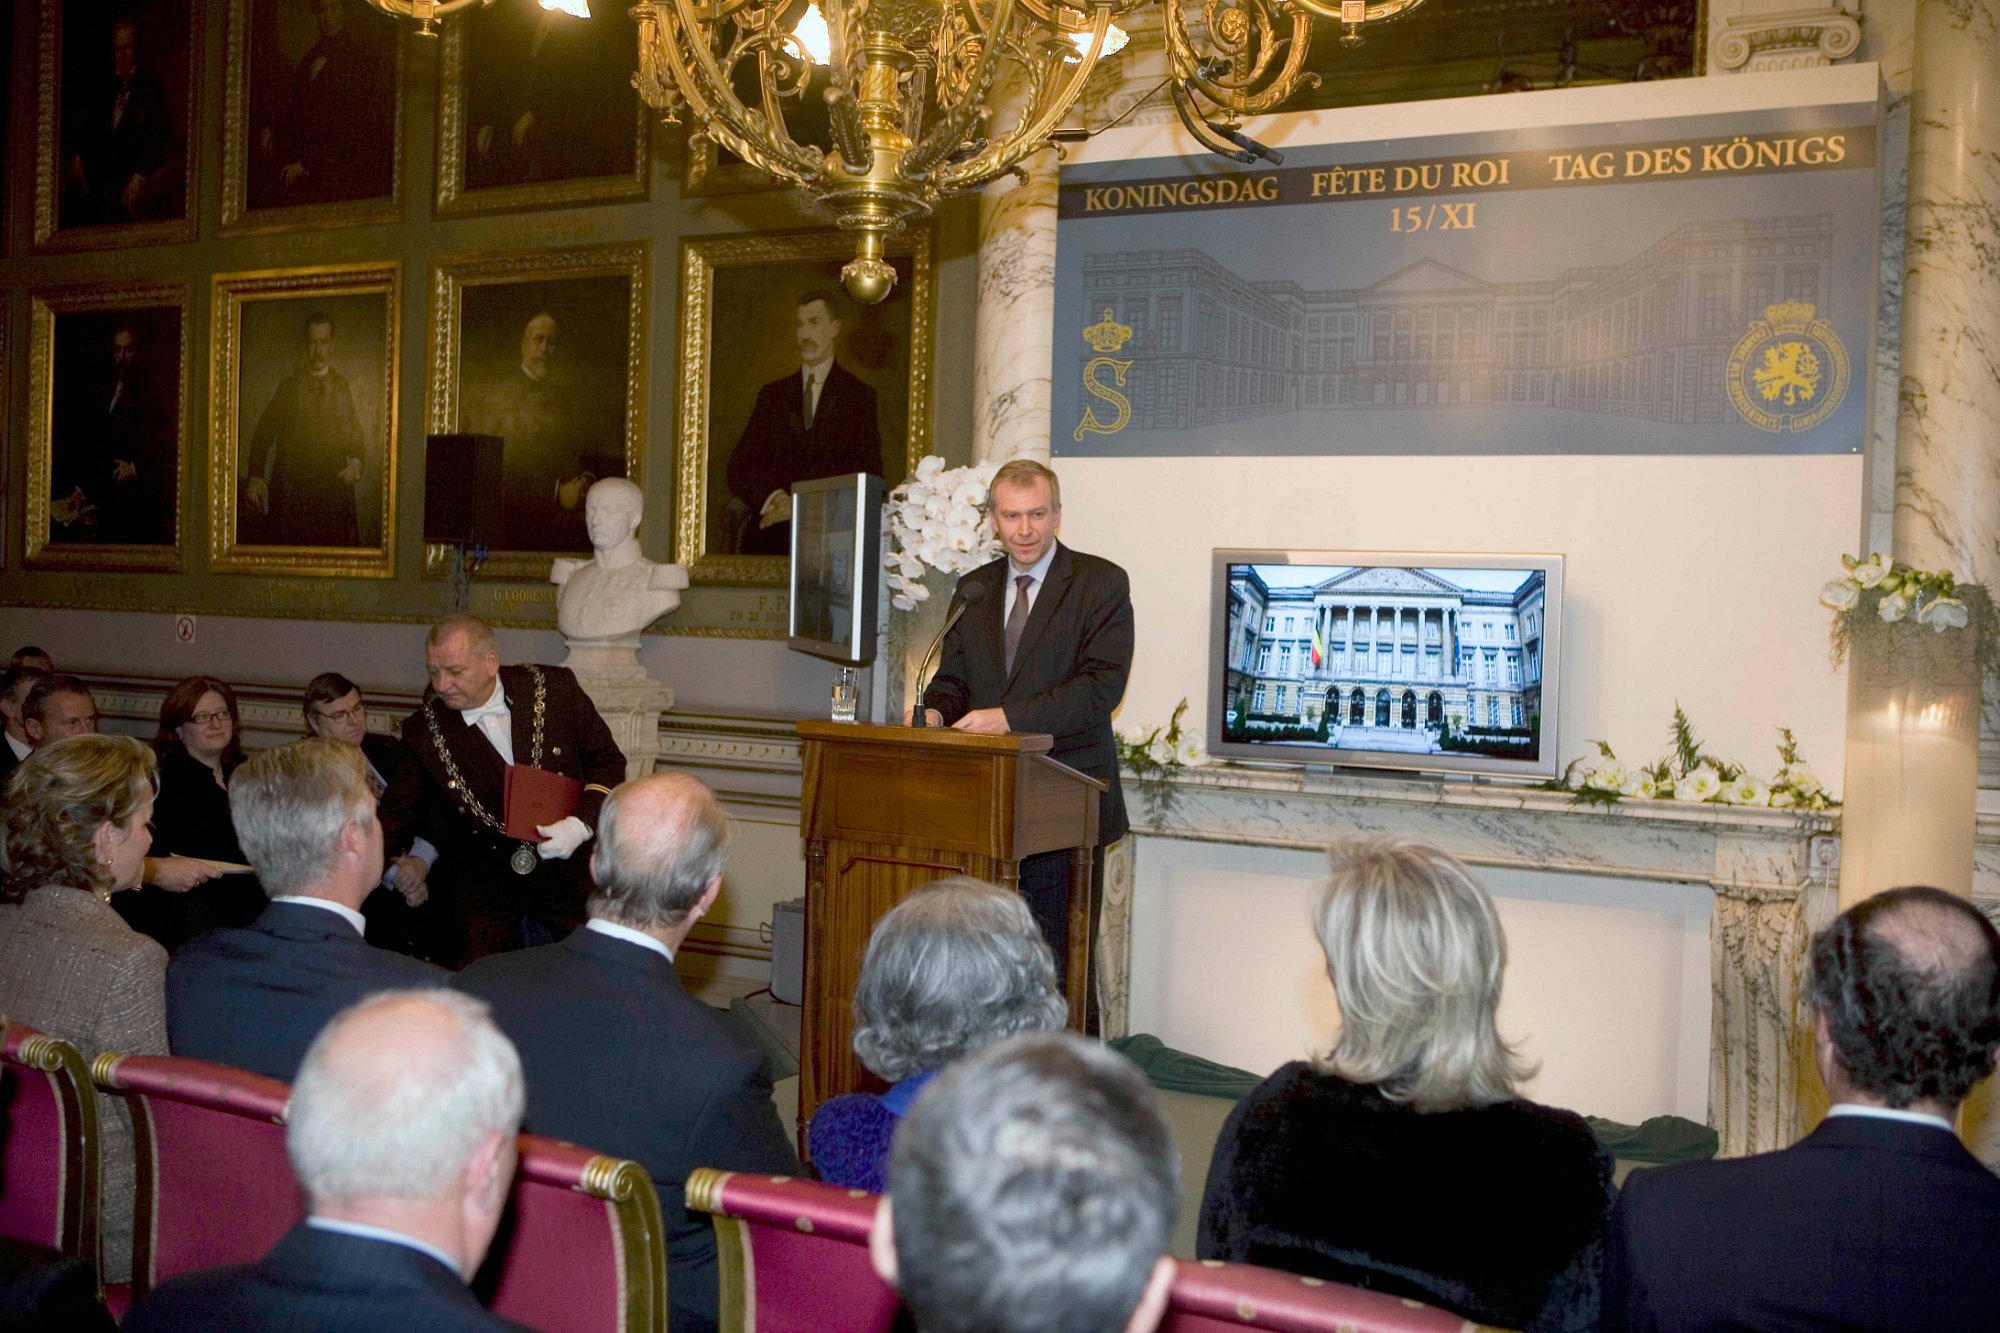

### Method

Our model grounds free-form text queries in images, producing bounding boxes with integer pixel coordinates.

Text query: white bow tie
[461,695,508,725]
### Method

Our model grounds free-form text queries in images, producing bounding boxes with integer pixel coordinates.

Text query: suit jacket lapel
[505,666,535,770]
[431,701,506,806]
[1005,543,1073,691]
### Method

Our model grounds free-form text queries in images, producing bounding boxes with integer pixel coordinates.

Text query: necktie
[803,372,817,429]
[1004,574,1035,675]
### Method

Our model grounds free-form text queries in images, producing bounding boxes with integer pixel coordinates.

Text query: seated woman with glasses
[808,876,1069,1191]
[115,677,263,951]
[300,671,436,957]
[1197,836,1614,1333]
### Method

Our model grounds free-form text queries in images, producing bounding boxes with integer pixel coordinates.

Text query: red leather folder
[504,764,583,841]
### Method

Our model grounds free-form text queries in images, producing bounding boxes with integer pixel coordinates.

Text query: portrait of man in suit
[48,308,181,547]
[57,7,190,229]
[456,275,632,554]
[245,0,397,211]
[233,292,389,551]
[461,0,639,191]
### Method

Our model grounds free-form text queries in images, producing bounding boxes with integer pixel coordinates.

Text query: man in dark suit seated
[871,1032,1179,1333]
[0,662,49,787]
[1606,884,2000,1332]
[456,771,798,1333]
[166,739,447,1081]
[123,990,529,1332]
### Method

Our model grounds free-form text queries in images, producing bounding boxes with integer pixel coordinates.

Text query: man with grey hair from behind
[457,771,798,1333]
[871,1031,1180,1333]
[123,990,530,1332]
[166,738,446,1081]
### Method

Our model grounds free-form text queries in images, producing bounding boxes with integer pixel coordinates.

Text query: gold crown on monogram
[1761,301,1819,332]
[1083,307,1134,353]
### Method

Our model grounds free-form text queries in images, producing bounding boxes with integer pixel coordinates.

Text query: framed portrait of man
[220,0,404,234]
[427,244,648,580]
[24,282,189,571]
[208,264,401,577]
[435,0,649,216]
[34,0,201,250]
[674,228,934,585]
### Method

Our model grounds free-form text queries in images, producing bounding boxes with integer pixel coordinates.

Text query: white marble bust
[551,478,689,645]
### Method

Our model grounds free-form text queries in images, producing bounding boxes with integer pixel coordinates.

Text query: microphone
[910,581,987,727]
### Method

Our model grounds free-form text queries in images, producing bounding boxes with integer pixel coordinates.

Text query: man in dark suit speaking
[166,740,447,1081]
[124,990,529,1333]
[456,771,797,1333]
[404,614,626,966]
[726,289,883,556]
[921,458,1134,1030]
[1605,884,2000,1332]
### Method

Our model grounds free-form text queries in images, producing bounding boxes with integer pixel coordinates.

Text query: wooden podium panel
[795,722,1103,1138]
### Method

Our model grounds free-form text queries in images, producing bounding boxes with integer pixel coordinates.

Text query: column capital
[1708,0,1862,73]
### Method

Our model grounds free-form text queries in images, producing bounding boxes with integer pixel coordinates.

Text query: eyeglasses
[187,710,231,726]
[313,703,366,725]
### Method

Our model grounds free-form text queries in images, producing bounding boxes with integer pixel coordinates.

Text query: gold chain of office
[424,665,549,873]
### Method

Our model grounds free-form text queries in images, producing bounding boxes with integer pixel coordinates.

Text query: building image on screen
[1222,563,1547,762]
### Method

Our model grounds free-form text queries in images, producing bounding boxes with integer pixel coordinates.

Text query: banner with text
[1052,96,1881,456]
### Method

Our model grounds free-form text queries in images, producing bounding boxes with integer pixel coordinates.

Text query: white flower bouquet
[1822,553,1996,672]
[1553,707,1835,811]
[1116,698,1204,823]
[884,456,1004,611]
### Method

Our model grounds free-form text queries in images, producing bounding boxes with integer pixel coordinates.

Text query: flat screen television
[789,472,884,666]
[1208,550,1564,780]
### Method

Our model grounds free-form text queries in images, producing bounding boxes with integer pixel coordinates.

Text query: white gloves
[535,816,591,861]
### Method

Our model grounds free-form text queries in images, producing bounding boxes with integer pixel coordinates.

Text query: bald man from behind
[123,991,531,1332]
[456,771,798,1333]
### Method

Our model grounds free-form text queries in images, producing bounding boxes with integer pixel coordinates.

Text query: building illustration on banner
[1074,213,1844,440]
[1223,563,1546,760]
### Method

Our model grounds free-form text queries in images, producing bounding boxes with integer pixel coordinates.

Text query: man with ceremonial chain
[404,614,625,966]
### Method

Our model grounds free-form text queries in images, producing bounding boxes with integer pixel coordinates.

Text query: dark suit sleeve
[1600,1173,1659,1333]
[728,382,788,509]
[368,736,427,859]
[921,603,976,726]
[1001,561,1134,740]
[687,1045,800,1179]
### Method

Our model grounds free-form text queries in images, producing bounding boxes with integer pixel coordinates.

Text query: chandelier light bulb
[793,3,833,65]
[539,0,592,14]
[1066,22,1129,60]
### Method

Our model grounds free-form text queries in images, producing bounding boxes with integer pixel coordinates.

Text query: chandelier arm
[824,85,877,173]
[932,12,1107,189]
[1287,0,1422,21]
[898,101,991,180]
[648,0,826,182]
[1165,0,1317,117]
[897,0,1024,172]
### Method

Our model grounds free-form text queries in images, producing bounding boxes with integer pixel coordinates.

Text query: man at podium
[921,458,1133,1030]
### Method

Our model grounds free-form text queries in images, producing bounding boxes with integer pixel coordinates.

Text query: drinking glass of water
[831,667,859,723]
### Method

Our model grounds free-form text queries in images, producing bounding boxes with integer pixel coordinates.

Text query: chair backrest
[479,1133,668,1333]
[687,1169,903,1333]
[1164,1259,1503,1333]
[0,1025,100,1262]
[91,1052,302,1301]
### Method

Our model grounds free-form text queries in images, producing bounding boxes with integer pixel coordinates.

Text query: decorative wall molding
[1710,2,1862,72]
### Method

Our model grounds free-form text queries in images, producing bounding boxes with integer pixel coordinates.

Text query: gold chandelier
[374,0,1426,299]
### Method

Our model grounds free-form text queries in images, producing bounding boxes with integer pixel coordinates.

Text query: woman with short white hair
[809,876,1067,1190]
[1197,835,1613,1332]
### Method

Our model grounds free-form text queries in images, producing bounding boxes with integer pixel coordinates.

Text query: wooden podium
[794,720,1103,1132]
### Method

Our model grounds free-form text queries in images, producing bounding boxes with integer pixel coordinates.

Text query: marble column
[1838,0,1999,906]
[970,151,1060,464]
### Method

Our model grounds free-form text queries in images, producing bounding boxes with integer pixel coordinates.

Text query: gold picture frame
[33,0,203,252]
[208,263,402,578]
[433,0,650,218]
[24,280,190,571]
[218,0,407,236]
[674,227,934,586]
[425,242,650,581]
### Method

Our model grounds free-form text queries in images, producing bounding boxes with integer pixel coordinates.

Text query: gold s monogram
[1074,357,1134,441]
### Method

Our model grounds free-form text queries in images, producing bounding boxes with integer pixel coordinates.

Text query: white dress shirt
[271,896,368,937]
[305,1217,460,1277]
[1825,1102,1955,1133]
[458,680,514,766]
[585,917,674,963]
[5,732,28,763]
[1004,542,1059,622]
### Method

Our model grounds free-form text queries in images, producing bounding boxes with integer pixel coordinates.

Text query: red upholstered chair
[479,1133,668,1333]
[0,1025,101,1267]
[90,1052,302,1307]
[1164,1259,1505,1333]
[685,1169,903,1333]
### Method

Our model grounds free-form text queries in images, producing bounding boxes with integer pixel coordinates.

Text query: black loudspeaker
[423,434,504,547]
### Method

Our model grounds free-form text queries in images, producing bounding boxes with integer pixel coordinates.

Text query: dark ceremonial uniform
[402,664,624,966]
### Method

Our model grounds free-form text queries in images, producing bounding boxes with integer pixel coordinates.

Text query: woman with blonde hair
[0,734,170,1284]
[1196,835,1613,1332]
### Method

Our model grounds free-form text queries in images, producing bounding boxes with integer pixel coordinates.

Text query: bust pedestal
[560,639,674,783]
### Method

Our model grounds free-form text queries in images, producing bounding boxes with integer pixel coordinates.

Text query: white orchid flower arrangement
[1822,553,1997,673]
[1552,707,1835,812]
[884,456,1005,611]
[1116,698,1205,822]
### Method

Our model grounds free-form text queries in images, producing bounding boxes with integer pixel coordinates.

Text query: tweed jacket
[0,885,169,1283]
